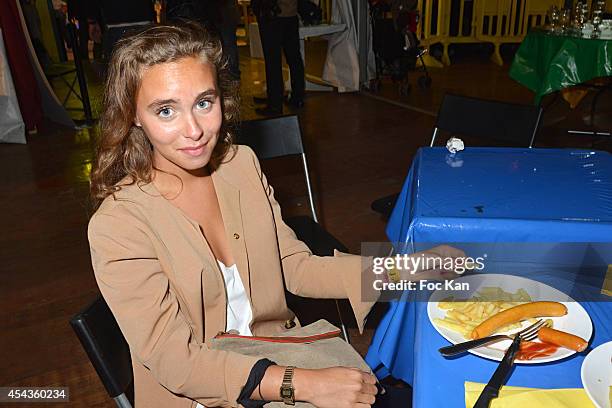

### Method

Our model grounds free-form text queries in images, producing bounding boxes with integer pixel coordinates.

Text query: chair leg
[66,75,83,103]
[59,75,81,106]
[59,76,73,106]
[335,300,351,344]
[69,78,83,103]
[113,393,133,408]
[430,127,438,146]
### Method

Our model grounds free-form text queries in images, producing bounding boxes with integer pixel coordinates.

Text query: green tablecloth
[509,29,612,104]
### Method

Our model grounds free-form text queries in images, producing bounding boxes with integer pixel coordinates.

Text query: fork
[439,319,546,357]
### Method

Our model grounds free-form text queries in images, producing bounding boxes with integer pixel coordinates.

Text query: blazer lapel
[212,170,252,301]
[136,181,227,341]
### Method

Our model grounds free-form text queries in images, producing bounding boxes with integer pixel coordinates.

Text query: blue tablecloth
[387,147,612,245]
[365,147,612,408]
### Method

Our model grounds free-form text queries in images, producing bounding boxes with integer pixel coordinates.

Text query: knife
[472,335,521,408]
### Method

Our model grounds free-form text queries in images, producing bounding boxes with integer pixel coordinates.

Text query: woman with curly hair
[87,21,385,408]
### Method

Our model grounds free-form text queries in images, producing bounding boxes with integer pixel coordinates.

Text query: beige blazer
[88,145,376,408]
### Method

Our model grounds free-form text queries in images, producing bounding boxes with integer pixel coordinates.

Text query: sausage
[537,327,588,352]
[470,301,568,339]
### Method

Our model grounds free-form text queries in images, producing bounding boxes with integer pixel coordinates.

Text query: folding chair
[45,63,78,106]
[372,94,543,219]
[70,296,133,408]
[238,115,353,343]
[45,22,93,123]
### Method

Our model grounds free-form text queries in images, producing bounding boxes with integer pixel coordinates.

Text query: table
[248,23,346,91]
[509,29,612,105]
[365,147,612,407]
[386,147,612,245]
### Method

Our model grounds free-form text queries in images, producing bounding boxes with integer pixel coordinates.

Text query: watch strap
[280,366,295,405]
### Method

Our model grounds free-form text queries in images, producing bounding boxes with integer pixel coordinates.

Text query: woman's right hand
[294,366,378,408]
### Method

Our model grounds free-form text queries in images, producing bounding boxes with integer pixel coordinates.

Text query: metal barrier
[416,0,565,66]
[320,0,333,23]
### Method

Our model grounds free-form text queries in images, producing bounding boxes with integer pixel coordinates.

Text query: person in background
[215,0,241,80]
[66,0,89,60]
[51,0,69,60]
[164,0,209,24]
[252,0,305,116]
[165,0,241,80]
[87,0,155,62]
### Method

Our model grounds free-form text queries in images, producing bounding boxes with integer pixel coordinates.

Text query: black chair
[430,93,543,147]
[371,94,543,219]
[238,115,353,343]
[70,296,133,408]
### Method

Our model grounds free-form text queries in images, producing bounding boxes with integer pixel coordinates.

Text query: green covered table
[509,28,612,105]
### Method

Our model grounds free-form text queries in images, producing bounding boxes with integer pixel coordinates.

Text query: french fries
[435,287,534,338]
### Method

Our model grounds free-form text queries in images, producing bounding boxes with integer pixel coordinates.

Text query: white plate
[581,341,612,408]
[427,274,593,364]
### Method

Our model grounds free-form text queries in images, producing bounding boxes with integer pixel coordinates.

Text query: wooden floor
[1,41,610,407]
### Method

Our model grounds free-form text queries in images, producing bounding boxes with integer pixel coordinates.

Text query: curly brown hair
[90,22,239,210]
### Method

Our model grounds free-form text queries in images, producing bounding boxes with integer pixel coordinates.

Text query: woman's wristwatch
[279,366,295,405]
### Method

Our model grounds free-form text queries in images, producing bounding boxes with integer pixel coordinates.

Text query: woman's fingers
[346,370,378,404]
[306,367,381,408]
[360,383,378,395]
[360,372,377,385]
[355,392,377,405]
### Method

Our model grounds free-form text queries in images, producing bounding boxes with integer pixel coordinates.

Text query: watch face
[280,387,294,399]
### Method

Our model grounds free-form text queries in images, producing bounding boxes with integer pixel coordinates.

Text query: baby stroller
[368,0,431,95]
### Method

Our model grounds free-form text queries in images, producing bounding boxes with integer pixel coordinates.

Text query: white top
[217,260,253,336]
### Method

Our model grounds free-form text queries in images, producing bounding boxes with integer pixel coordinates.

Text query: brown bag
[210,320,372,408]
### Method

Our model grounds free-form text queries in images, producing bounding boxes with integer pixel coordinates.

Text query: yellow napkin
[602,265,612,297]
[464,382,596,408]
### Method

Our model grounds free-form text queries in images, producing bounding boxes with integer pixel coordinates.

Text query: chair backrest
[70,296,133,407]
[430,93,543,148]
[237,115,305,158]
[237,115,318,222]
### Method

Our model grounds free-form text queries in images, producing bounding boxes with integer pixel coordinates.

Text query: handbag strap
[214,329,341,344]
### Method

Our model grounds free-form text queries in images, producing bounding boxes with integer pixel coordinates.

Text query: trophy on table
[591,0,606,38]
